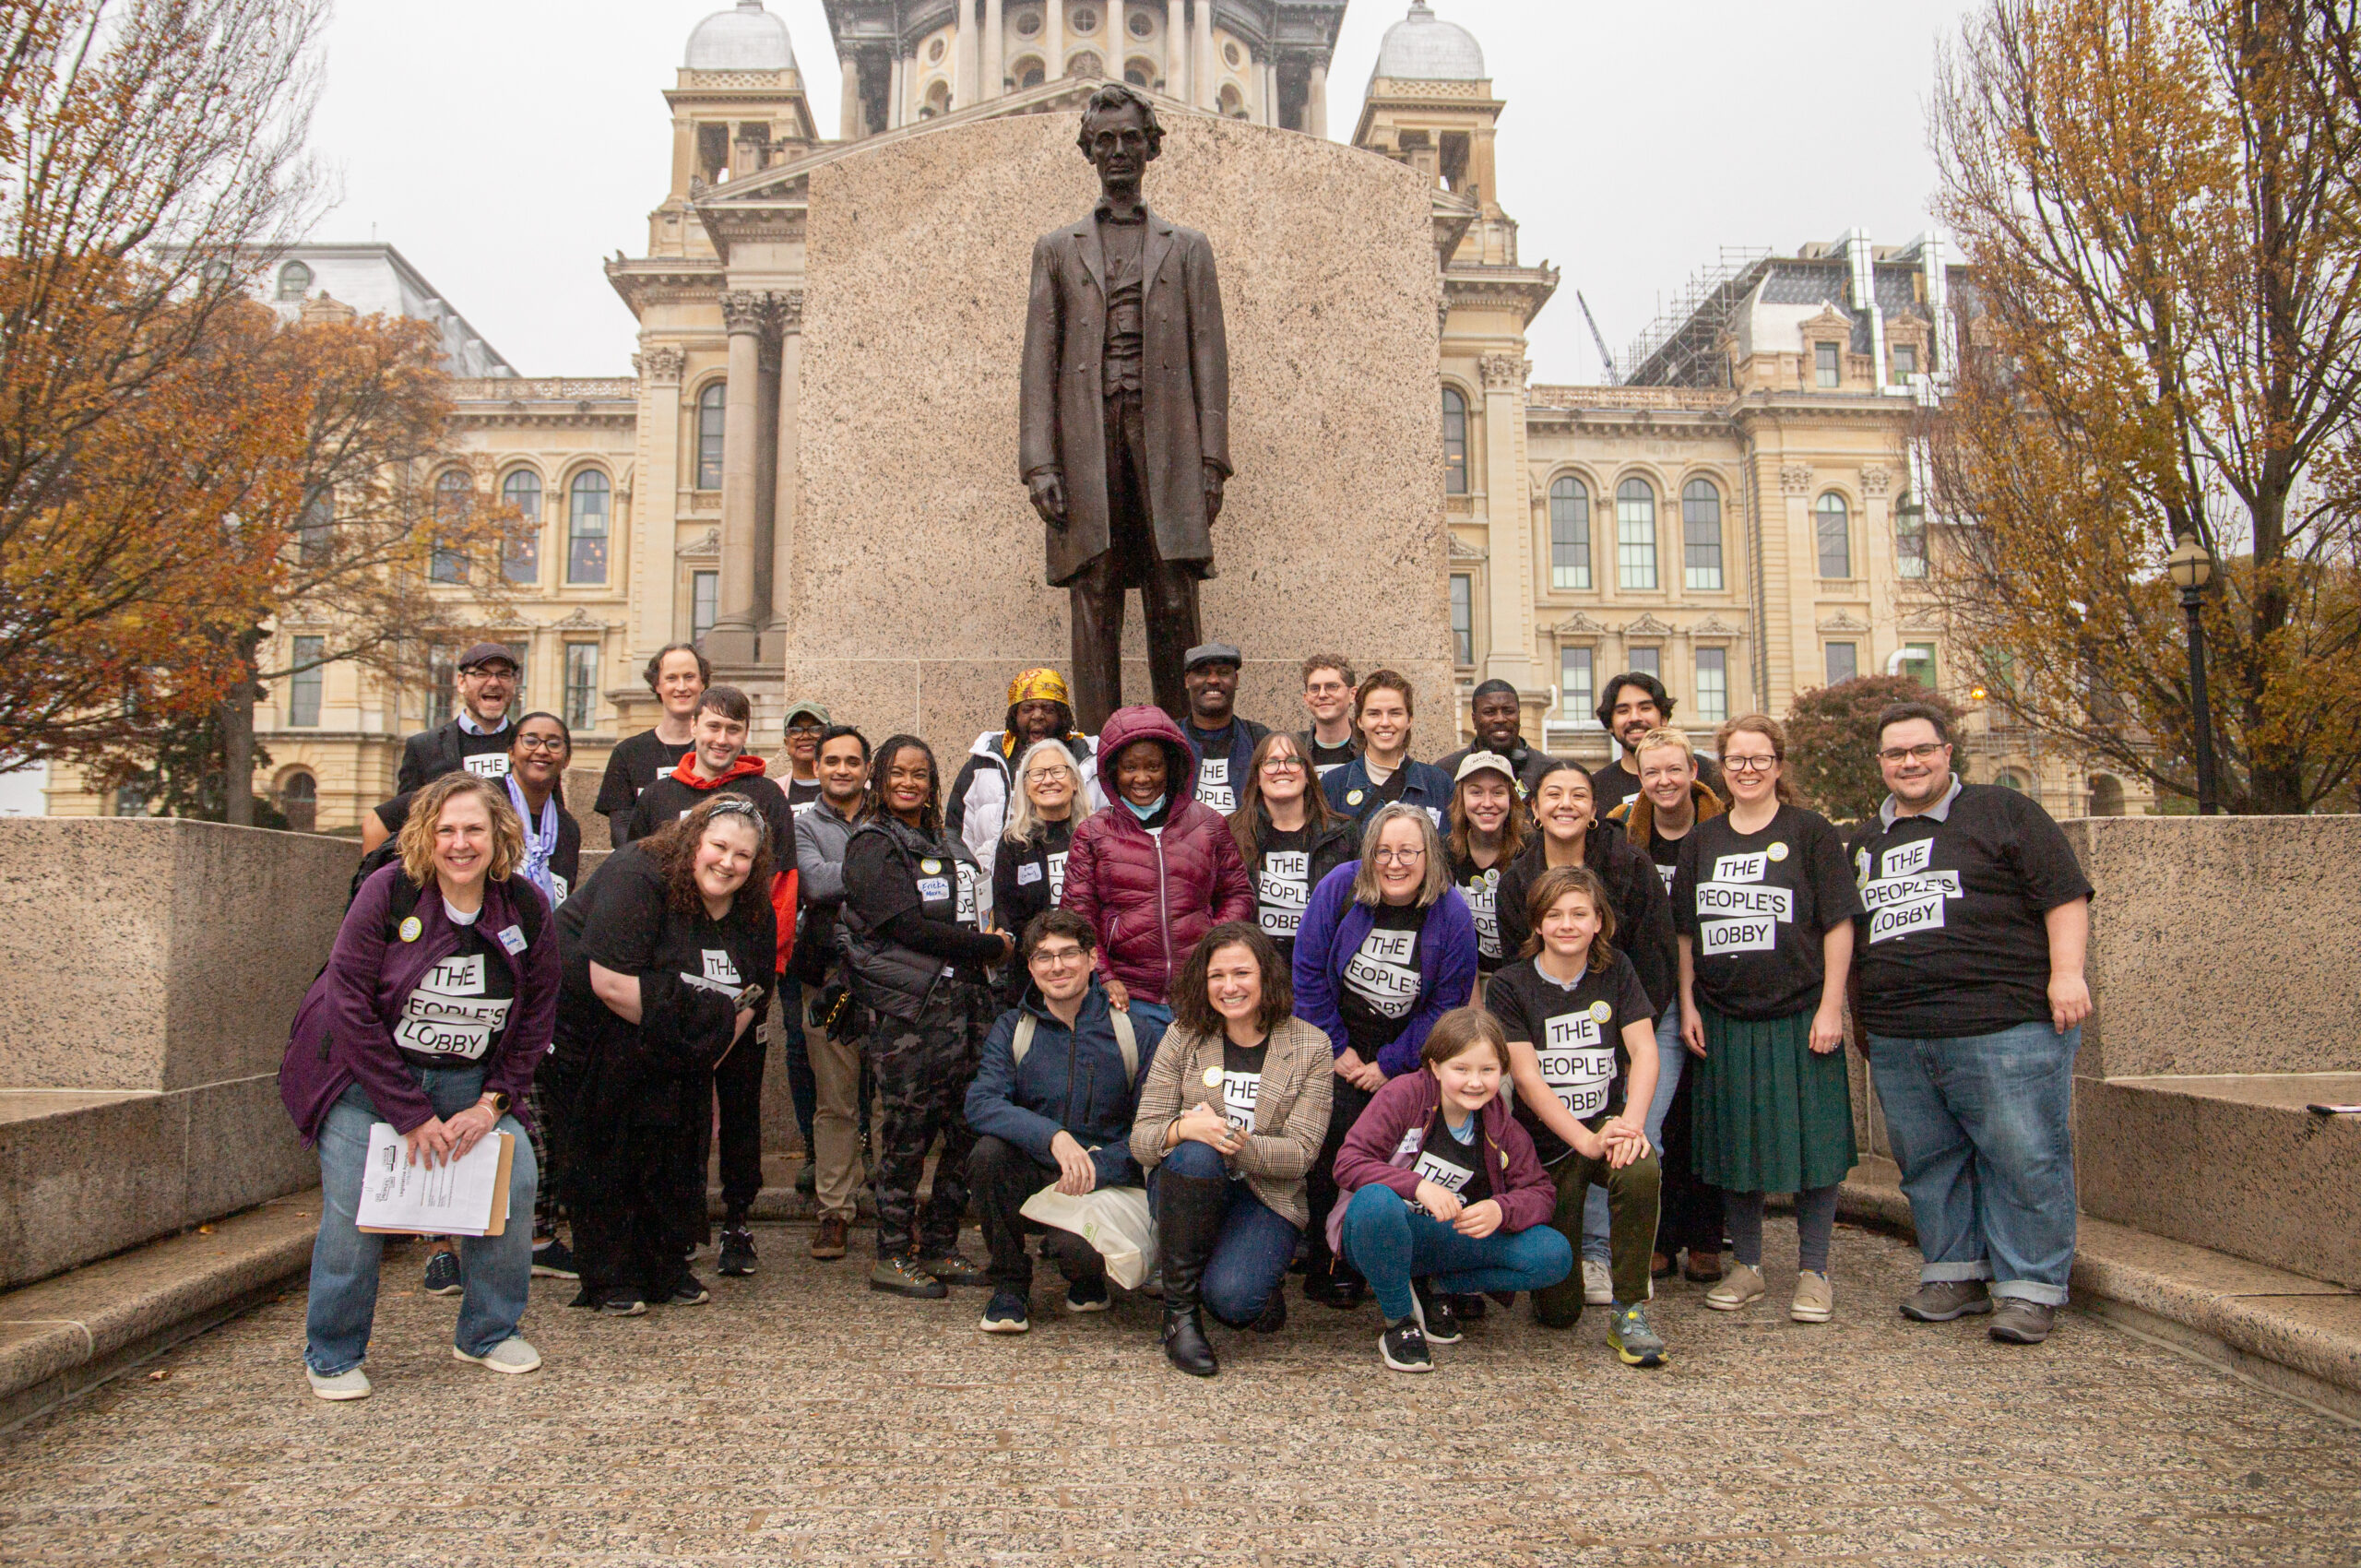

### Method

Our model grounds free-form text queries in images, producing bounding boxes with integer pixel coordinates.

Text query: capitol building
[50,0,2138,827]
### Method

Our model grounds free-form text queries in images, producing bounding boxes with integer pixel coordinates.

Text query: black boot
[1156,1170,1228,1377]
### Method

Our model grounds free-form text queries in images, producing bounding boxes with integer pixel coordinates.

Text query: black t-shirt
[1338,899,1429,1062]
[1448,847,1511,971]
[1410,1107,1492,1206]
[392,914,518,1068]
[596,731,695,838]
[627,771,796,866]
[571,845,773,1025]
[786,776,823,811]
[992,817,1074,949]
[1674,804,1863,1021]
[1305,734,1358,780]
[1369,766,1411,809]
[1485,949,1654,1163]
[1845,780,2094,1039]
[1252,823,1319,951]
[1219,1036,1268,1130]
[1645,826,1688,898]
[1592,760,1643,819]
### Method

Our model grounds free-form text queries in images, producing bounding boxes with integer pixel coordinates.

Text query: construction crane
[1576,291,1618,384]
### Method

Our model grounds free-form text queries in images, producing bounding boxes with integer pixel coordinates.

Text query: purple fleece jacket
[278,862,561,1145]
[1324,1068,1558,1254]
[1288,862,1478,1077]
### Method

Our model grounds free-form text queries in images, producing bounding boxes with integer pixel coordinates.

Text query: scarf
[505,775,560,907]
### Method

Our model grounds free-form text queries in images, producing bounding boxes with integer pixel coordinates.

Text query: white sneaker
[1582,1258,1613,1305]
[306,1365,372,1401]
[452,1336,541,1375]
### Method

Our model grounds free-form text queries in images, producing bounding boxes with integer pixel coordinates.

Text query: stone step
[2076,1074,2361,1289]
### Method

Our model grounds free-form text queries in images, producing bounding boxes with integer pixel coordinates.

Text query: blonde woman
[279,772,558,1400]
[994,739,1086,990]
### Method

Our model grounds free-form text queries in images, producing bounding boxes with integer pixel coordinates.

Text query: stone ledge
[1840,1156,2361,1425]
[0,1192,317,1431]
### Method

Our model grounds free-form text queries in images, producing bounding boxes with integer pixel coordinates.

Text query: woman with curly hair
[552,794,777,1315]
[279,772,559,1400]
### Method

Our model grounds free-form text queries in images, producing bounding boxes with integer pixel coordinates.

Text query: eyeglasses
[1877,742,1950,764]
[1029,945,1088,968]
[1372,847,1426,864]
[1261,758,1306,775]
[515,734,567,754]
[1724,755,1778,775]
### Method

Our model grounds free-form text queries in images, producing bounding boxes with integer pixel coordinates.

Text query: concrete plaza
[0,1218,2354,1565]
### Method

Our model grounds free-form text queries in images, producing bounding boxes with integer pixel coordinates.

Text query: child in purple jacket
[1330,1007,1572,1372]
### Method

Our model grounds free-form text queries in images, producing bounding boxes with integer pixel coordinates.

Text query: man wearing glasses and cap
[946,668,1106,879]
[396,641,520,791]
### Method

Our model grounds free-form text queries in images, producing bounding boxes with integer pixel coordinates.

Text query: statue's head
[1077,83,1163,182]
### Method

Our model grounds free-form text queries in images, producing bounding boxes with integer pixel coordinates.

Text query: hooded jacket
[965,980,1165,1190]
[1325,1068,1558,1256]
[1290,861,1480,1076]
[1607,778,1726,849]
[625,753,796,863]
[946,727,1106,880]
[1059,705,1253,1004]
[1494,829,1679,1014]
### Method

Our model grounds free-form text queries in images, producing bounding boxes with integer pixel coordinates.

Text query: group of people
[279,638,2094,1397]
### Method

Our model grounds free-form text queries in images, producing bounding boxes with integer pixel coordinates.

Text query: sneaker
[1704,1262,1766,1312]
[1064,1274,1110,1313]
[1452,1292,1487,1322]
[1249,1293,1287,1334]
[1378,1316,1432,1373]
[717,1226,757,1277]
[452,1336,541,1374]
[979,1289,1030,1333]
[795,1161,817,1196]
[1581,1258,1613,1305]
[1608,1301,1668,1367]
[421,1249,461,1297]
[1988,1299,2057,1345]
[919,1251,988,1288]
[599,1289,647,1316]
[1791,1270,1833,1324]
[1900,1279,1994,1322]
[1412,1284,1461,1345]
[1304,1271,1366,1311]
[306,1365,372,1401]
[667,1275,712,1306]
[529,1239,580,1279]
[869,1256,948,1299]
[811,1216,849,1260]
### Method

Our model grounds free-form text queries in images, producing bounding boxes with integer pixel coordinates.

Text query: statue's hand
[1203,463,1226,527]
[1028,470,1068,531]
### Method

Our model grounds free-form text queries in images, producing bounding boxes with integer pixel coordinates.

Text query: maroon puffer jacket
[1060,705,1253,1004]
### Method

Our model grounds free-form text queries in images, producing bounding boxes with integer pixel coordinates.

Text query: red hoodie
[648,753,798,973]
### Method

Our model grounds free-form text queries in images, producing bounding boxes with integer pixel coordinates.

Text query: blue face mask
[1123,793,1166,821]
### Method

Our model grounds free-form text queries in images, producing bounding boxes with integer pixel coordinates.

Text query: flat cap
[1183,642,1242,671]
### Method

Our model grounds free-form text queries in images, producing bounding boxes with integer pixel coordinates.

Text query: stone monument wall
[786,113,1453,763]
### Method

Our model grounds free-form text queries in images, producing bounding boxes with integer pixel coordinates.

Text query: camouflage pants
[864,991,984,1262]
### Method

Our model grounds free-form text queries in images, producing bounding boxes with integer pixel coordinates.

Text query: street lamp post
[2165,534,2219,815]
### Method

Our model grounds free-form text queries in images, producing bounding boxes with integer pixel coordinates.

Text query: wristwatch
[481,1090,512,1115]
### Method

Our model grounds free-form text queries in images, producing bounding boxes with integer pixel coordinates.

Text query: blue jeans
[305,1065,539,1376]
[1159,1140,1303,1326]
[1583,1007,1684,1264]
[1339,1183,1574,1323]
[1867,1022,2080,1305]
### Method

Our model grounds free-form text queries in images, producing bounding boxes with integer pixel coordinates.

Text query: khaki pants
[807,992,868,1222]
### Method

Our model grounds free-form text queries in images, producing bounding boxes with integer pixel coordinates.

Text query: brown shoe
[810,1216,849,1260]
[1683,1246,1725,1283]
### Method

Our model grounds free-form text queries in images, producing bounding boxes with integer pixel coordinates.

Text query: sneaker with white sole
[1791,1270,1833,1323]
[1581,1257,1613,1305]
[979,1289,1031,1333]
[1704,1261,1766,1312]
[305,1365,372,1401]
[529,1239,580,1279]
[421,1248,462,1297]
[1379,1316,1432,1372]
[452,1336,541,1374]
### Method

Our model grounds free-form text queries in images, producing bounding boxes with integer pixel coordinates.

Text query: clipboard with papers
[355,1123,515,1237]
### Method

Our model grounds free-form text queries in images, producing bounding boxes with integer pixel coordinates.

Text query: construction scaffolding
[1619,246,1773,388]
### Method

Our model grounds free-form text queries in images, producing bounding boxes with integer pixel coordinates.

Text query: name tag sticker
[1016,861,1044,885]
[916,874,952,903]
[496,923,528,956]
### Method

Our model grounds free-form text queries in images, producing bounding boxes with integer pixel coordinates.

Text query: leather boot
[1156,1169,1228,1377]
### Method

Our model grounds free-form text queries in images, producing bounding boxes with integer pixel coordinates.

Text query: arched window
[1682,478,1724,591]
[568,470,611,585]
[1442,388,1468,494]
[1125,59,1154,88]
[279,771,317,834]
[1993,769,2025,792]
[2087,775,2125,816]
[431,470,469,584]
[1217,83,1244,117]
[276,260,312,301]
[1548,476,1590,591]
[1013,56,1045,89]
[1815,492,1851,578]
[1071,50,1103,78]
[694,382,727,490]
[1616,478,1657,590]
[501,469,541,584]
[922,79,950,116]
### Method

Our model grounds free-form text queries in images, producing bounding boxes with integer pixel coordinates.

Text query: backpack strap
[1010,1013,1036,1068]
[1109,1008,1138,1087]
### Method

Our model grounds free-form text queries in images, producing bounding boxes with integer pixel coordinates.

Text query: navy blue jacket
[965,980,1166,1188]
[1321,755,1455,834]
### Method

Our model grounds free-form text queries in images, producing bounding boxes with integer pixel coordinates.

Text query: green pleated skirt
[1693,1005,1858,1193]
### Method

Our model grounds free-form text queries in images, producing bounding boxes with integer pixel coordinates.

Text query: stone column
[840,53,863,139]
[1192,0,1215,109]
[1258,55,1273,125]
[751,324,781,636]
[888,49,904,127]
[983,0,1004,97]
[707,291,767,664]
[1306,61,1327,137]
[633,345,686,660]
[953,0,971,107]
[1477,352,1537,692]
[765,291,803,645]
[1043,0,1064,79]
[1165,0,1186,97]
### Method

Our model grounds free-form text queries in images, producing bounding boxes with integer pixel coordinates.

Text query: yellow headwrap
[1006,668,1072,708]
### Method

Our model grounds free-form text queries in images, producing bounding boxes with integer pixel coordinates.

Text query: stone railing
[452,376,637,403]
[1528,384,1729,411]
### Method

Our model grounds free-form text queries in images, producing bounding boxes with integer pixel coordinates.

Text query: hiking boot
[1790,1270,1833,1324]
[1608,1301,1667,1367]
[919,1251,988,1288]
[530,1238,580,1279]
[1379,1316,1431,1373]
[1582,1258,1613,1305]
[306,1365,371,1401]
[811,1216,849,1260]
[1901,1279,1994,1322]
[452,1336,541,1374]
[1988,1299,2057,1345]
[717,1226,757,1277]
[979,1289,1030,1334]
[869,1256,947,1299]
[1064,1274,1110,1313]
[421,1248,461,1297]
[1704,1262,1765,1312]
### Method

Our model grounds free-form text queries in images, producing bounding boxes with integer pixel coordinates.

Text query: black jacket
[396,718,514,794]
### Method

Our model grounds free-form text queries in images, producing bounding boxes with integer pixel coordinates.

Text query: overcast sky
[309,0,1977,380]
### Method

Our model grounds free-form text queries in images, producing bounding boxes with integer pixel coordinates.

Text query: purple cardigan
[1289,863,1478,1076]
[1324,1069,1557,1254]
[279,863,561,1146]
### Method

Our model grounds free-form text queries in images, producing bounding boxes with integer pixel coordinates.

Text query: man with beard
[1437,679,1556,800]
[1590,671,1721,817]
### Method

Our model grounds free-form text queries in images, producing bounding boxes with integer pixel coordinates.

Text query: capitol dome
[685,0,796,72]
[1374,0,1485,81]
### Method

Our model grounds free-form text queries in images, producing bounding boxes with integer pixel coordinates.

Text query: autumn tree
[1786,676,1966,824]
[1924,0,2361,813]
